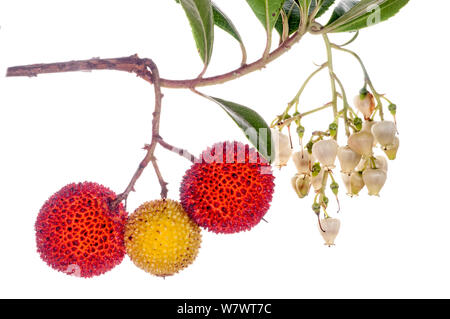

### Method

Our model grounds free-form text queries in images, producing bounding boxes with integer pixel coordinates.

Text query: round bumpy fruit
[180,141,275,234]
[35,182,127,278]
[125,199,202,277]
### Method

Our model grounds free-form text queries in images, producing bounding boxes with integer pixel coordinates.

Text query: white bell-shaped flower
[383,136,400,160]
[312,139,338,169]
[362,168,387,196]
[374,155,388,172]
[291,174,311,198]
[362,120,377,146]
[341,172,352,195]
[348,131,374,157]
[271,128,292,168]
[292,150,311,174]
[341,172,365,196]
[337,146,362,174]
[319,218,341,246]
[312,168,325,192]
[350,171,365,195]
[354,92,375,119]
[356,158,367,172]
[371,121,397,147]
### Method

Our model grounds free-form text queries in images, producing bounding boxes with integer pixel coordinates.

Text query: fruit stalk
[111,59,168,207]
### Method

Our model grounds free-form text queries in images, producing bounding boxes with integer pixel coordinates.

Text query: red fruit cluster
[35,182,127,278]
[180,141,275,234]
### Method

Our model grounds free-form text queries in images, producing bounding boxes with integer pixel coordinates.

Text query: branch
[6,30,306,89]
[157,138,198,163]
[111,59,168,208]
[7,54,154,84]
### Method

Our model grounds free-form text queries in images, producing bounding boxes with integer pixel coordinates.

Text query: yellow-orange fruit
[125,199,201,277]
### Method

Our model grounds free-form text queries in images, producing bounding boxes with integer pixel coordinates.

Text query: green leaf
[327,0,359,25]
[275,0,301,37]
[324,0,409,33]
[211,3,241,42]
[331,0,409,32]
[212,2,247,65]
[246,0,285,32]
[209,96,273,161]
[310,0,336,18]
[274,0,336,37]
[179,0,214,69]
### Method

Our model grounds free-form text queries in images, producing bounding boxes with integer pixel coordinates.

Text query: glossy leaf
[212,3,241,42]
[324,0,409,33]
[179,0,214,68]
[327,0,360,25]
[246,0,285,32]
[331,0,409,32]
[209,96,273,161]
[212,2,247,64]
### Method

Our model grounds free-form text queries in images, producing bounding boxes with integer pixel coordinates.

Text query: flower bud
[296,125,305,138]
[312,139,338,169]
[312,203,321,215]
[321,194,329,208]
[371,121,397,147]
[383,136,400,160]
[306,141,314,154]
[348,131,374,157]
[271,128,292,168]
[311,162,321,177]
[319,218,340,246]
[388,104,397,116]
[312,167,324,192]
[337,146,362,174]
[362,168,387,196]
[353,117,363,131]
[291,174,311,198]
[354,92,375,120]
[330,182,339,195]
[329,122,338,138]
[292,151,311,174]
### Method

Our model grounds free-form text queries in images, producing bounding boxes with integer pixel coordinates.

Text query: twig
[151,156,169,199]
[7,54,154,84]
[157,138,198,163]
[6,30,306,89]
[111,59,168,208]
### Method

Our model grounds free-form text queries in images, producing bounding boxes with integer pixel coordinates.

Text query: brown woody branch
[111,59,168,208]
[7,54,154,84]
[6,30,306,89]
[157,138,198,163]
[6,29,308,207]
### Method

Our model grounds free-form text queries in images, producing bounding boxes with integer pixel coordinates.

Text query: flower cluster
[272,88,399,246]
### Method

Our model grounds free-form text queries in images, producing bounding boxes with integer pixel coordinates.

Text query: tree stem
[6,30,306,89]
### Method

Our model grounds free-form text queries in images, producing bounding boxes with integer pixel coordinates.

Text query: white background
[0,0,448,299]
